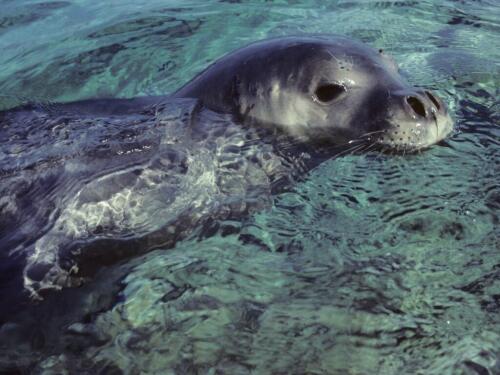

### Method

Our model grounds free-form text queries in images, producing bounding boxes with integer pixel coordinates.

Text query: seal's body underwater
[0,36,453,300]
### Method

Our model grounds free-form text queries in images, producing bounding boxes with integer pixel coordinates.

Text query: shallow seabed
[0,0,499,374]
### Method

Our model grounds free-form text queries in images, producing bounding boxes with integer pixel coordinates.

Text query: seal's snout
[379,88,453,150]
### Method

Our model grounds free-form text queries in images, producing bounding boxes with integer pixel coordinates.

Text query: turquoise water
[0,1,499,374]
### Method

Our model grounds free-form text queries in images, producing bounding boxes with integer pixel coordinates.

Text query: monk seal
[0,35,453,304]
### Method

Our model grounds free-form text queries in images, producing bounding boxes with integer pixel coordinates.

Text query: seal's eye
[315,84,346,103]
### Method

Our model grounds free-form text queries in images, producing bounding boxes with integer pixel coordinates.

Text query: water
[0,0,498,374]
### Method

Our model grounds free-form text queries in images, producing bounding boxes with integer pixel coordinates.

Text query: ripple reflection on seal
[0,35,454,300]
[175,35,453,151]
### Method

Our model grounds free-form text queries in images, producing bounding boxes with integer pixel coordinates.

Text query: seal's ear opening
[315,84,345,103]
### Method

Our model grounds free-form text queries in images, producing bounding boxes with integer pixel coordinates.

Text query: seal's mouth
[375,116,453,152]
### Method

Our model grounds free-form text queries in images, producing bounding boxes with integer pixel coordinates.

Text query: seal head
[174,36,453,151]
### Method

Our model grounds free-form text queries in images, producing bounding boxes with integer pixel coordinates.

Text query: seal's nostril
[425,91,441,110]
[406,96,426,117]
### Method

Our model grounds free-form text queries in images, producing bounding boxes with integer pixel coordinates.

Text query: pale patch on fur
[245,80,329,140]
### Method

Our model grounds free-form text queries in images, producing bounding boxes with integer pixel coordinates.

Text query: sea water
[0,1,498,374]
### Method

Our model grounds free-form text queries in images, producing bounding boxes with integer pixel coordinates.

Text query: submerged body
[0,36,453,305]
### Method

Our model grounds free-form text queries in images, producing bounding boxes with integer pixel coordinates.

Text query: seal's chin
[375,113,454,152]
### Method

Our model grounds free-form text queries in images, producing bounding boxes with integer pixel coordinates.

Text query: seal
[174,35,453,150]
[0,35,454,303]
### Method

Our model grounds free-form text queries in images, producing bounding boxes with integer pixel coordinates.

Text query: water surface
[0,1,499,374]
